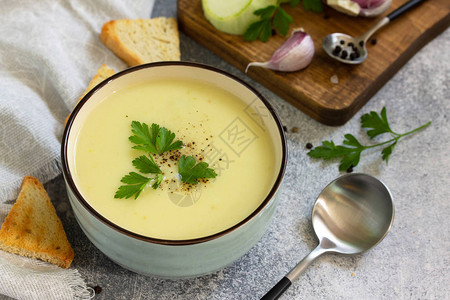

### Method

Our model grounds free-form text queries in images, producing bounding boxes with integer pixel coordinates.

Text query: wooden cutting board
[178,0,449,125]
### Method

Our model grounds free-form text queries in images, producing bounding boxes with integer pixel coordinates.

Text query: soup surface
[72,78,277,240]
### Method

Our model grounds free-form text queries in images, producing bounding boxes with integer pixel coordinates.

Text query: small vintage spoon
[322,0,427,64]
[261,173,394,300]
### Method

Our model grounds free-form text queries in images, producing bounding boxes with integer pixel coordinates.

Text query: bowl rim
[61,61,287,246]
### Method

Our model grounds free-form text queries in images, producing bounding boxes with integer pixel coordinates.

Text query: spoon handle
[260,245,325,300]
[260,277,291,300]
[387,0,427,21]
[359,0,426,43]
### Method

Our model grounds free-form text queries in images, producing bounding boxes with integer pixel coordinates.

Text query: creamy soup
[71,78,277,240]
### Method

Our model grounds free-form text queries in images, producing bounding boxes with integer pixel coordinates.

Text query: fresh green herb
[152,174,164,190]
[302,0,323,13]
[115,172,163,199]
[116,122,218,199]
[115,153,164,199]
[307,107,431,171]
[129,121,183,155]
[178,155,217,185]
[244,0,322,42]
[132,155,162,174]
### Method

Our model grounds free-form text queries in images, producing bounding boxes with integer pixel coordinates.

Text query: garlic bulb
[245,28,314,73]
[327,0,392,17]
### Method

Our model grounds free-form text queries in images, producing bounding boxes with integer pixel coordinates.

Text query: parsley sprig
[115,154,163,199]
[178,155,217,185]
[129,121,183,154]
[307,107,431,171]
[244,0,322,42]
[115,121,218,199]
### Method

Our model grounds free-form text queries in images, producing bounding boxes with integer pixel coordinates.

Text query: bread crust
[65,64,115,125]
[101,20,143,66]
[100,18,180,67]
[0,176,74,268]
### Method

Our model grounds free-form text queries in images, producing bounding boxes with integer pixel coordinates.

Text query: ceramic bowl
[61,62,287,278]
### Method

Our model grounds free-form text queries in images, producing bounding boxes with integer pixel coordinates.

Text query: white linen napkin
[0,0,154,200]
[0,0,154,298]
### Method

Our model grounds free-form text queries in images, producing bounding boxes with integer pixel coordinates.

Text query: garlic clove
[359,0,392,17]
[327,0,360,16]
[245,28,314,73]
[326,0,391,17]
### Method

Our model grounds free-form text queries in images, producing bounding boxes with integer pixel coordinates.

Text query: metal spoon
[261,173,394,300]
[322,0,427,64]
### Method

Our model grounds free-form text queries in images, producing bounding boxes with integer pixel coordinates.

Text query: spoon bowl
[322,33,368,64]
[322,0,426,64]
[261,173,394,299]
[312,173,394,254]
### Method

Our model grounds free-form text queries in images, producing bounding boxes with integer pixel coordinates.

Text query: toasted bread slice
[0,176,74,268]
[100,17,180,67]
[80,64,115,100]
[65,64,115,124]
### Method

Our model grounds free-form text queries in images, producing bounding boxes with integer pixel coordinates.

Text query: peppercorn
[340,50,348,59]
[371,38,377,45]
[346,166,353,173]
[94,286,102,294]
[306,143,313,149]
[332,46,342,56]
[340,40,345,45]
[359,41,364,47]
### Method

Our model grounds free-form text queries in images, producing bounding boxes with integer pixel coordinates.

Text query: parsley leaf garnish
[116,122,219,199]
[115,153,164,199]
[244,0,322,42]
[129,121,183,154]
[152,174,164,189]
[115,172,151,199]
[132,155,162,174]
[178,155,217,185]
[307,107,431,171]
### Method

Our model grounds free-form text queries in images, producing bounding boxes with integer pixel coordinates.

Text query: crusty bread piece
[0,176,74,268]
[80,64,115,100]
[65,64,115,124]
[100,17,180,67]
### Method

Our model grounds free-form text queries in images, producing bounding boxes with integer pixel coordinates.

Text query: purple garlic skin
[357,0,392,17]
[245,28,315,73]
[327,0,392,17]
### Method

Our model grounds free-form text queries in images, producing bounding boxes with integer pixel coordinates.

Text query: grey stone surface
[44,1,449,299]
